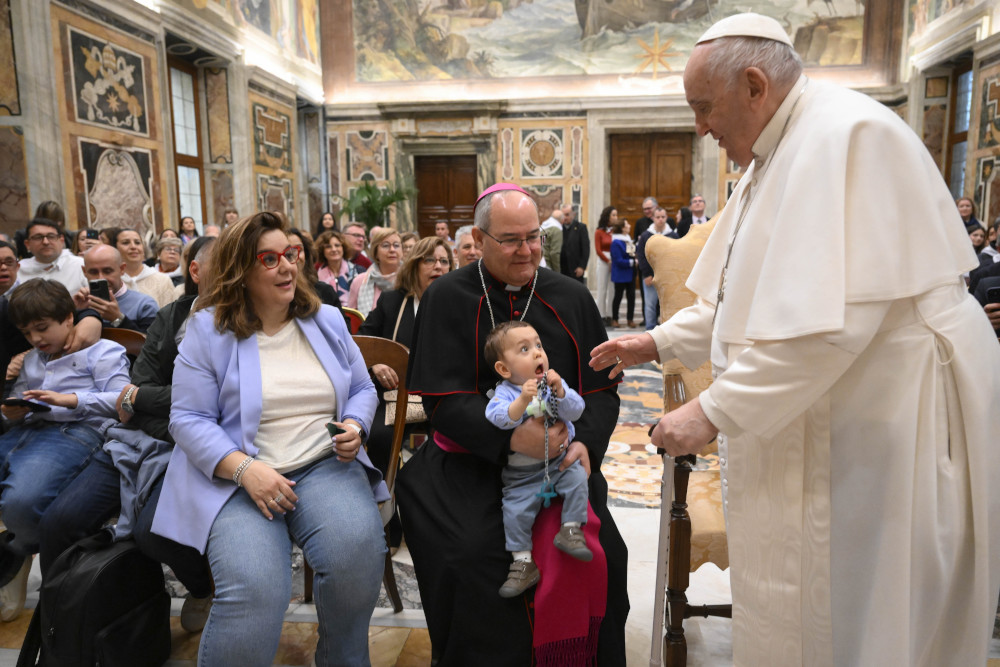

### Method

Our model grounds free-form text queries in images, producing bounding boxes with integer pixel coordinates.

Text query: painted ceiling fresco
[182,0,320,65]
[353,0,867,83]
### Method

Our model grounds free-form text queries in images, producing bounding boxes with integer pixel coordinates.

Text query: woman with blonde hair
[346,227,402,316]
[151,211,387,666]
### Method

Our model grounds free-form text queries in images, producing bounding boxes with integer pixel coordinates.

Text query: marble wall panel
[977,74,999,150]
[498,118,586,222]
[205,67,232,163]
[346,130,388,181]
[257,173,292,216]
[499,127,514,181]
[75,136,155,236]
[971,59,1000,226]
[210,169,234,225]
[252,101,291,171]
[249,90,295,222]
[519,129,564,180]
[0,0,19,115]
[67,25,149,136]
[0,127,29,234]
[922,103,946,169]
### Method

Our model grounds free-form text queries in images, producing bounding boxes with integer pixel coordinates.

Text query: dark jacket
[358,289,416,346]
[559,220,590,278]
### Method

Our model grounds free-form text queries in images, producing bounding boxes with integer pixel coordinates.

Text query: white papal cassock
[650,74,1000,666]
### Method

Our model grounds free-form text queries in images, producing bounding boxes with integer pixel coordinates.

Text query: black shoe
[0,534,24,588]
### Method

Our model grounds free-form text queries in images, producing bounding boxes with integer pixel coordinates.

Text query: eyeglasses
[343,231,366,239]
[379,242,402,251]
[255,246,300,269]
[28,233,61,243]
[479,229,545,252]
[0,259,16,268]
[421,257,451,267]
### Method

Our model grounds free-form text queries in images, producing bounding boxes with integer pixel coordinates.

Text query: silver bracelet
[232,456,254,487]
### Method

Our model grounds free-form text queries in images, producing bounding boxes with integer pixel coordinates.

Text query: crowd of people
[1,12,999,667]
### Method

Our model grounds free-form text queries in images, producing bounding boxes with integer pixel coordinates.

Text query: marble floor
[0,324,994,665]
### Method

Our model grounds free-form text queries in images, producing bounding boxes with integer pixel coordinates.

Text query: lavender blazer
[151,305,388,553]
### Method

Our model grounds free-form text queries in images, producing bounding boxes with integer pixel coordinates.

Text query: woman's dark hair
[287,228,318,283]
[313,211,338,238]
[598,206,616,229]
[198,212,319,338]
[101,227,125,248]
[33,201,66,229]
[183,235,216,297]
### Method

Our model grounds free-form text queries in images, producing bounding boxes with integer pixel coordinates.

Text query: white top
[123,264,176,308]
[18,250,86,295]
[254,320,338,473]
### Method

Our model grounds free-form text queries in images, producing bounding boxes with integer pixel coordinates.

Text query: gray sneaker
[499,560,540,598]
[553,525,593,562]
[180,593,213,632]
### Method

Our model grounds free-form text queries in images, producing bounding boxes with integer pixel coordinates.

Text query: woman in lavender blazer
[152,212,388,667]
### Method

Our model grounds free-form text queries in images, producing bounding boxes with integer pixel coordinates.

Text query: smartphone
[88,279,111,301]
[326,422,346,439]
[2,398,51,412]
[83,229,100,240]
[987,286,1000,304]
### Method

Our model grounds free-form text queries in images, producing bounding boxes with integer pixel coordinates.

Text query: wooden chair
[303,335,408,613]
[100,327,146,359]
[342,307,365,334]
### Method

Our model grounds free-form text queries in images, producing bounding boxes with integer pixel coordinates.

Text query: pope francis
[592,12,1000,667]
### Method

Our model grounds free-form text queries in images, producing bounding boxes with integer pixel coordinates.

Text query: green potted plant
[335,179,417,230]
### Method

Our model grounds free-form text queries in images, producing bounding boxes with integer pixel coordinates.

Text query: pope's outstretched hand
[589,332,659,378]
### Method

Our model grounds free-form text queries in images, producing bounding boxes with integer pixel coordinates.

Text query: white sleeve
[647,298,716,371]
[700,300,892,439]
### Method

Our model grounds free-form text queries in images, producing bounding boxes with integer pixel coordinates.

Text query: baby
[484,321,591,599]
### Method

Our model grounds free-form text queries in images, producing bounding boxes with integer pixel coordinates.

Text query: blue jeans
[642,281,660,330]
[0,421,103,558]
[199,455,386,667]
[38,448,121,573]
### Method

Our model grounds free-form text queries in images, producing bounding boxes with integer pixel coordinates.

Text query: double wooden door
[414,155,477,239]
[610,133,692,233]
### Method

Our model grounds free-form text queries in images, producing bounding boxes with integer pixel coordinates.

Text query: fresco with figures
[908,0,973,40]
[176,0,320,65]
[353,0,866,83]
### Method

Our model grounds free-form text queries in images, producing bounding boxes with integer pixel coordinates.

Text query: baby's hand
[520,378,539,399]
[545,370,565,398]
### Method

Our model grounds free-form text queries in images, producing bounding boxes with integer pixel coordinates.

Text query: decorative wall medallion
[520,129,563,179]
[68,26,148,136]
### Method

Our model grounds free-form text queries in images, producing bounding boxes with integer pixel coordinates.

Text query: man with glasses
[17,218,86,296]
[0,241,20,298]
[342,223,372,271]
[690,194,710,225]
[398,183,628,666]
[633,197,657,239]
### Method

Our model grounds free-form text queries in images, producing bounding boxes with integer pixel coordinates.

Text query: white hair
[705,36,802,91]
[455,224,475,242]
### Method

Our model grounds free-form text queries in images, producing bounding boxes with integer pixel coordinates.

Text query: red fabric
[594,228,612,263]
[532,500,607,666]
[433,431,471,454]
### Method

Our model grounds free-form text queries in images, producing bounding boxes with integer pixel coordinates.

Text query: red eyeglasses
[255,246,300,269]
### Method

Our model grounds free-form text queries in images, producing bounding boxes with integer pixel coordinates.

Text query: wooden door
[610,133,692,234]
[414,155,477,239]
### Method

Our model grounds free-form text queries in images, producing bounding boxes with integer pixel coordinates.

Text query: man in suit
[690,194,710,225]
[559,203,590,283]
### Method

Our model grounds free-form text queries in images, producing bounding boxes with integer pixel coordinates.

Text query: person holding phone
[77,244,158,333]
[150,212,387,666]
[0,278,129,618]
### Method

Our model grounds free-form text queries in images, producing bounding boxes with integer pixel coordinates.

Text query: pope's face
[684,44,760,169]
[474,192,541,287]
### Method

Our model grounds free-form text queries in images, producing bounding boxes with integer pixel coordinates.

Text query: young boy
[484,321,591,598]
[0,278,129,614]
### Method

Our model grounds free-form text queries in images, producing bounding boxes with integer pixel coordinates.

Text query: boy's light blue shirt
[11,339,131,430]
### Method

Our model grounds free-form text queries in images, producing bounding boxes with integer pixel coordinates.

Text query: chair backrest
[351,335,408,494]
[101,327,146,360]
[342,308,365,334]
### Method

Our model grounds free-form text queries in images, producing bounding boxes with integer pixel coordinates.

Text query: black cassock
[397,262,628,666]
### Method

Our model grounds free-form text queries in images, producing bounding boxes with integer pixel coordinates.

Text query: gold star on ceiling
[633,28,679,79]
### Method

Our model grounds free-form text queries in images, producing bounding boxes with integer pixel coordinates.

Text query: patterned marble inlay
[519,128,563,179]
[328,133,340,204]
[210,169,234,224]
[257,173,293,220]
[570,126,584,179]
[923,103,946,167]
[205,67,232,163]
[78,136,154,236]
[253,102,291,171]
[0,0,19,115]
[500,127,514,181]
[68,25,148,136]
[346,130,388,181]
[0,126,29,233]
[979,74,1000,150]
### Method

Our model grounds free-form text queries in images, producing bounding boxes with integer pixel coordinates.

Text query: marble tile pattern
[0,127,29,236]
[252,102,292,171]
[0,0,19,115]
[204,67,232,164]
[68,25,148,136]
[78,138,154,236]
[210,169,234,225]
[923,103,946,168]
[500,127,515,180]
[346,130,388,181]
[328,133,340,202]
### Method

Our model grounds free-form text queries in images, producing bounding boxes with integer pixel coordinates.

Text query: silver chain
[477,258,538,330]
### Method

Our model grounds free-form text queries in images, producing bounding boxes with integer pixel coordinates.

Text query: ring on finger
[273,493,284,504]
[615,355,623,365]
